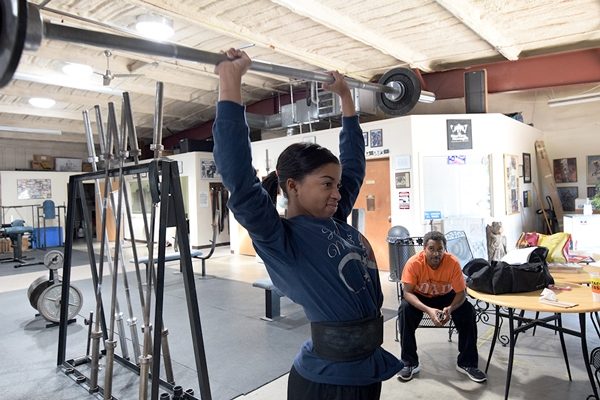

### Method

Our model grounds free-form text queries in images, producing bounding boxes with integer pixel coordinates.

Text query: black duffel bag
[462,247,554,295]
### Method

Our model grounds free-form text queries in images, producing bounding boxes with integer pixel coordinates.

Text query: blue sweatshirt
[213,101,401,385]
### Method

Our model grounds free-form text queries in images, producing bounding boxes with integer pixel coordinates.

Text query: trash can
[387,226,423,282]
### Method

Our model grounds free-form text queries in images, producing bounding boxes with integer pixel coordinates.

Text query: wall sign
[446,119,473,150]
[424,211,442,220]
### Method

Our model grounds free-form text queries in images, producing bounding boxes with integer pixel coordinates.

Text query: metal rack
[57,159,212,400]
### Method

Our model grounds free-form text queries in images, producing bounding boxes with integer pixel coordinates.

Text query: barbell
[0,0,434,115]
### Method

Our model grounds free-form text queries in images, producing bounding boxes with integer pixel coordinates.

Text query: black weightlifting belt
[310,315,383,362]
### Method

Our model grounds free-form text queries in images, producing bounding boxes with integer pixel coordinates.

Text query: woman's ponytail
[261,171,279,205]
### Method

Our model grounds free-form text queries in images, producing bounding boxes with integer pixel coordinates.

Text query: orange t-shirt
[401,251,466,298]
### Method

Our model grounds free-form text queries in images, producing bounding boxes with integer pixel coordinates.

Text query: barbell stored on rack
[0,0,435,115]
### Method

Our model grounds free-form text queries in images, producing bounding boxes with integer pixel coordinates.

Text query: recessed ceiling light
[135,14,174,41]
[62,62,94,78]
[29,97,56,108]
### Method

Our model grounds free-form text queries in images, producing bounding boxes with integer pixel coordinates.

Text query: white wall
[124,153,229,248]
[235,113,542,256]
[0,170,74,229]
[167,152,230,248]
[411,82,600,204]
[407,114,542,249]
[0,138,88,171]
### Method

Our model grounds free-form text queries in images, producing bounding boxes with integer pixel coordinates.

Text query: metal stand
[57,160,212,400]
[0,230,43,268]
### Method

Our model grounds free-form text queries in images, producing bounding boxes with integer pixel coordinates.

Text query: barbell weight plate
[37,283,83,323]
[27,276,53,310]
[0,0,28,87]
[376,68,421,116]
[44,250,64,270]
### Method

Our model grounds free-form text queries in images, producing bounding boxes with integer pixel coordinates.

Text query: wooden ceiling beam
[271,0,432,72]
[435,0,521,61]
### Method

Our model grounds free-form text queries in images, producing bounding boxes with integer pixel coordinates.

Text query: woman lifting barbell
[212,48,401,400]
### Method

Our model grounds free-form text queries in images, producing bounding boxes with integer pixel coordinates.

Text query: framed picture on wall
[522,153,532,183]
[553,157,577,183]
[587,155,600,185]
[504,154,520,215]
[369,129,383,147]
[588,186,599,199]
[395,172,410,189]
[200,159,220,180]
[557,186,578,212]
[17,179,52,200]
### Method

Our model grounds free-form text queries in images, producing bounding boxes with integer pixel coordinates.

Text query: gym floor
[1,241,599,399]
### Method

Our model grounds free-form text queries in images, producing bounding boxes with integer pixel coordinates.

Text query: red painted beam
[163,49,599,149]
[423,48,600,100]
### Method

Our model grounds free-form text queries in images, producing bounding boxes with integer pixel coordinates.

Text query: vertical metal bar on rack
[123,92,150,242]
[151,161,171,400]
[170,161,212,400]
[57,175,78,365]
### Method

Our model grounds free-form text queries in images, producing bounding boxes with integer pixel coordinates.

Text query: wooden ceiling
[1,0,599,145]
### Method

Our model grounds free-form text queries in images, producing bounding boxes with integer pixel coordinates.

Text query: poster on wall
[587,155,600,185]
[198,192,209,208]
[553,157,577,183]
[200,159,220,180]
[504,154,520,215]
[446,119,472,150]
[17,179,52,200]
[394,155,411,169]
[557,187,578,211]
[398,191,410,209]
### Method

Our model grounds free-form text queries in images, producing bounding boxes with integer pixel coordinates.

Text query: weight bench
[134,250,203,274]
[252,278,285,321]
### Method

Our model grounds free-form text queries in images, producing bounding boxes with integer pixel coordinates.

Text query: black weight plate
[376,68,421,116]
[0,0,28,87]
[28,277,53,310]
[27,275,46,299]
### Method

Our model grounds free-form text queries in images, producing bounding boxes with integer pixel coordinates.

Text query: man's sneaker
[397,363,420,381]
[456,365,487,383]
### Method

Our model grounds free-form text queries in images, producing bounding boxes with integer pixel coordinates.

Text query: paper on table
[539,298,578,308]
[540,288,557,301]
[539,288,578,308]
[501,247,539,264]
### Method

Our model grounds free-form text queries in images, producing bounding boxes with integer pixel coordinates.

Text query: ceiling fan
[94,50,143,86]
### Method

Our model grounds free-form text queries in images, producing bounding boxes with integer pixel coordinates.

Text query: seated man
[397,230,486,383]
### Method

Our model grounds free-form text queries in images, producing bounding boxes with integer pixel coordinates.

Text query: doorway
[354,158,391,270]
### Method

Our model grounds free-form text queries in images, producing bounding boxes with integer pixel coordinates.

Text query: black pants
[287,366,382,400]
[398,291,479,367]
